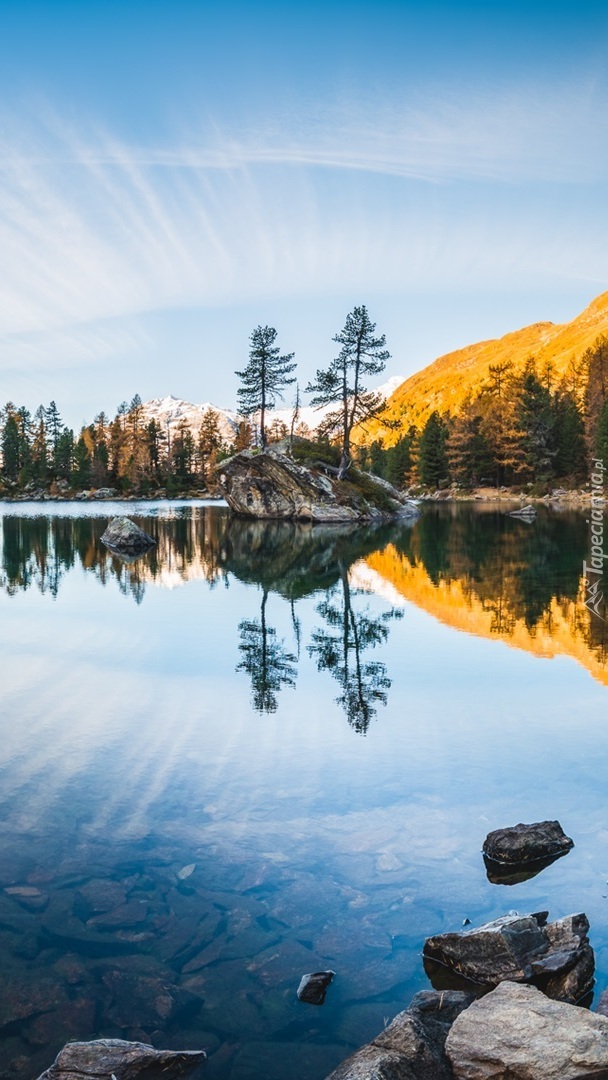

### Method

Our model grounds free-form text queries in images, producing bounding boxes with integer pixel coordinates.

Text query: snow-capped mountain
[140,396,239,443]
[140,375,405,445]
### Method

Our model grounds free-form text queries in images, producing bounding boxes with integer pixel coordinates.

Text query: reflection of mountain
[363,506,608,686]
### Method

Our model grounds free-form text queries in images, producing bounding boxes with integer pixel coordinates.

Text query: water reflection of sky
[1,501,608,1079]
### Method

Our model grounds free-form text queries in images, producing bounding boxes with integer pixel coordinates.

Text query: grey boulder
[446,980,608,1080]
[423,910,594,1003]
[101,516,156,554]
[325,989,474,1080]
[36,1038,205,1079]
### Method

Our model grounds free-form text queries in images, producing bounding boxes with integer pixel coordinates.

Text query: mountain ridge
[365,289,608,442]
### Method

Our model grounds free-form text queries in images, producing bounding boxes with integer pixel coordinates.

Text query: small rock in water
[100,517,155,555]
[483,820,573,866]
[297,970,335,1006]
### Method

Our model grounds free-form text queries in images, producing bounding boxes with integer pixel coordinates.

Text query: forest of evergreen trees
[364,335,608,492]
[1,334,608,496]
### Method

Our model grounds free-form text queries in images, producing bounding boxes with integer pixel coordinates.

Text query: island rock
[216,449,419,522]
[423,910,594,1003]
[100,516,156,555]
[36,1038,205,1080]
[446,981,608,1080]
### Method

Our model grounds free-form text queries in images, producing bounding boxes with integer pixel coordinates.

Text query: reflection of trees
[237,589,297,713]
[0,509,230,602]
[308,565,401,734]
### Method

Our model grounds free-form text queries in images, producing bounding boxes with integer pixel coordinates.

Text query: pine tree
[553,387,586,480]
[236,326,295,449]
[306,305,390,478]
[584,335,608,455]
[198,409,223,481]
[1,407,21,481]
[515,359,556,483]
[447,398,491,486]
[418,411,450,488]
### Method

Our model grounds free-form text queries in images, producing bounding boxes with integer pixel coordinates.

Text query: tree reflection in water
[237,589,297,713]
[308,565,402,734]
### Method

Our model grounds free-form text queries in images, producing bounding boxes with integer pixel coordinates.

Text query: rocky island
[216,447,419,522]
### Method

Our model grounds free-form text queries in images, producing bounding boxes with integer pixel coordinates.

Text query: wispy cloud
[0,77,607,381]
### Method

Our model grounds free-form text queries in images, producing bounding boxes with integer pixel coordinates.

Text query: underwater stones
[297,970,335,1005]
[35,1038,205,1080]
[100,516,155,554]
[423,911,594,1004]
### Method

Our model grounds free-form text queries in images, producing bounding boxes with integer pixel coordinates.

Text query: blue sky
[1,0,608,427]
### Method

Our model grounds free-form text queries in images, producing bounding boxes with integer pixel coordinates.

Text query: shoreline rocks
[445,981,608,1080]
[325,989,474,1080]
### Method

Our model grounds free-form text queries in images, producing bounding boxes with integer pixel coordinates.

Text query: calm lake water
[0,500,607,1079]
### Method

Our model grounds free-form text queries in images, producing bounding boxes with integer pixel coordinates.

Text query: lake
[0,500,607,1079]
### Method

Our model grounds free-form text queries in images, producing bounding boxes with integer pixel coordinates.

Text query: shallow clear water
[0,500,607,1079]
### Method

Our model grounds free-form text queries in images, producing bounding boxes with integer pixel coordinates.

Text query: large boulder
[325,990,474,1080]
[423,911,594,1004]
[101,516,156,555]
[446,981,608,1080]
[216,449,419,522]
[36,1038,205,1079]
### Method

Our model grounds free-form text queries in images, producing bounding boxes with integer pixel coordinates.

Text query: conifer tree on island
[306,305,390,479]
[235,325,296,449]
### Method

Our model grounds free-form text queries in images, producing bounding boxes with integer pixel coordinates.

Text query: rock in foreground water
[446,981,608,1080]
[483,820,574,866]
[36,1038,205,1079]
[101,516,156,554]
[423,911,594,1003]
[297,970,335,1005]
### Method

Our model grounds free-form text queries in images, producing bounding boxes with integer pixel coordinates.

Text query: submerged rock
[297,970,335,1005]
[325,989,474,1079]
[483,820,573,884]
[101,516,156,555]
[36,1038,205,1080]
[483,820,573,866]
[423,910,594,1003]
[216,449,419,522]
[446,981,608,1080]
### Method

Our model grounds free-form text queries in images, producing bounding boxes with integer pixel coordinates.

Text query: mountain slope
[366,290,608,442]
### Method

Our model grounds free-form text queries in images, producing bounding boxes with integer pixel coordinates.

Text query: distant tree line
[1,326,607,495]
